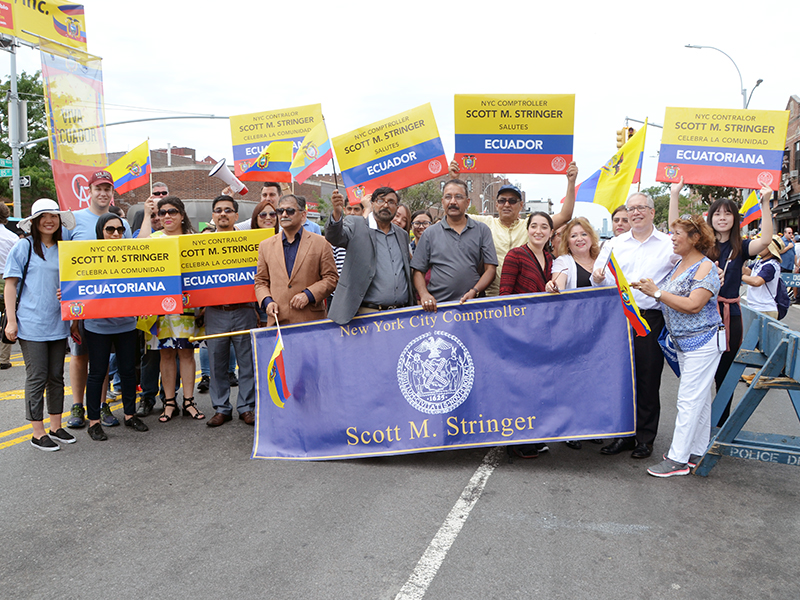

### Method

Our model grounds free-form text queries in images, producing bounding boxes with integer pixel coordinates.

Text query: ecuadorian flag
[240,141,293,183]
[740,190,761,227]
[106,141,150,195]
[607,251,650,337]
[575,121,647,213]
[267,329,291,408]
[290,120,333,184]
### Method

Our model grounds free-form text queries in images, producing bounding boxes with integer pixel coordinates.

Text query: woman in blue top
[632,215,723,477]
[77,213,149,441]
[669,179,774,425]
[3,199,76,451]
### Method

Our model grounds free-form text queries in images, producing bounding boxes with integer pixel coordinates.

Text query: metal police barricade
[696,306,800,476]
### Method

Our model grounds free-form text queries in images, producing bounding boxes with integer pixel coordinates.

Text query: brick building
[775,95,800,231]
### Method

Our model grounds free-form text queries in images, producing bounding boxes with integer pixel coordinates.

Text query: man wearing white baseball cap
[63,170,132,429]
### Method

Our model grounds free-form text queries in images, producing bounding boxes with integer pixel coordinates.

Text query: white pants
[667,335,723,464]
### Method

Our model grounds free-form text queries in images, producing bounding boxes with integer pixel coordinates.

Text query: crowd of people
[0,166,785,477]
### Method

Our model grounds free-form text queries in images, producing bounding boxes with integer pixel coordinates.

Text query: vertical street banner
[229,104,323,178]
[0,1,87,51]
[59,237,182,320]
[180,229,274,308]
[453,94,575,175]
[40,40,107,211]
[657,107,790,190]
[331,103,447,203]
[251,287,636,460]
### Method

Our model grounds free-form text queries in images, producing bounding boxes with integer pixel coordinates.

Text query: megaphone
[208,158,249,195]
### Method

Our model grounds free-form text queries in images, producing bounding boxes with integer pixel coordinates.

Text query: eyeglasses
[373,196,398,207]
[152,191,168,196]
[443,194,466,202]
[412,221,431,228]
[104,226,126,235]
[626,204,652,214]
[496,197,521,205]
[158,208,181,217]
[150,213,158,219]
[212,207,236,214]
[259,211,277,219]
[275,207,298,216]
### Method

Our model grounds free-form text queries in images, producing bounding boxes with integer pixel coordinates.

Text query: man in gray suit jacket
[326,187,414,325]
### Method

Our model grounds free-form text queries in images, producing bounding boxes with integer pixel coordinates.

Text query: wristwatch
[654,289,662,301]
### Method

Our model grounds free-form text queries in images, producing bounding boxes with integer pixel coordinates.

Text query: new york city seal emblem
[397,331,474,414]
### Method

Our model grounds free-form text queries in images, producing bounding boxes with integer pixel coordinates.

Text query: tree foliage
[0,70,56,213]
[399,180,441,213]
[690,184,740,205]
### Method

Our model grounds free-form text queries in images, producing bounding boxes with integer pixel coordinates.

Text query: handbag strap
[14,238,34,311]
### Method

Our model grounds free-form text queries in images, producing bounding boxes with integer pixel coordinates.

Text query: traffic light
[616,128,626,149]
[627,127,635,142]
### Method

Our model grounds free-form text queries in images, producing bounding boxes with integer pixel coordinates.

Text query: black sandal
[182,397,205,420]
[159,399,179,423]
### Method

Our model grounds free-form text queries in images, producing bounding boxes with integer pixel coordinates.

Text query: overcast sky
[4,0,798,205]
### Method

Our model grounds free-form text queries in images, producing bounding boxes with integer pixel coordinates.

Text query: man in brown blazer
[254,194,338,326]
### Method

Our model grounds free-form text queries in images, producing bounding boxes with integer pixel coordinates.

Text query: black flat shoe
[600,438,636,455]
[565,440,582,450]
[631,443,653,459]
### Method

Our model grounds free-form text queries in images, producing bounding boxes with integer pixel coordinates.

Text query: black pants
[714,313,743,426]
[85,328,138,420]
[631,309,665,446]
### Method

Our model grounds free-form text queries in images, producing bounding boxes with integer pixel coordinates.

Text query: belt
[361,301,404,311]
[214,303,252,311]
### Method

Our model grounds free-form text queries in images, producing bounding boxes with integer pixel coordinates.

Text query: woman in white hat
[3,199,76,451]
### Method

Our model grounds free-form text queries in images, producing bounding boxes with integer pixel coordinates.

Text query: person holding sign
[139,196,205,423]
[204,196,258,428]
[81,213,149,441]
[325,188,414,325]
[412,179,498,311]
[254,195,338,325]
[669,179,774,425]
[449,161,578,296]
[592,192,679,459]
[4,199,76,451]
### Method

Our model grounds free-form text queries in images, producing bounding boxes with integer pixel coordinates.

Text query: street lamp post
[685,44,762,109]
[481,179,503,215]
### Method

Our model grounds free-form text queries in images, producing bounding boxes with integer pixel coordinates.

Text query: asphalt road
[1,305,800,599]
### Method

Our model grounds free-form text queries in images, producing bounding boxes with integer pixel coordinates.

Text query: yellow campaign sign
[657,107,790,190]
[59,237,183,320]
[453,94,575,174]
[179,229,273,307]
[0,1,88,51]
[331,103,447,200]
[229,104,323,176]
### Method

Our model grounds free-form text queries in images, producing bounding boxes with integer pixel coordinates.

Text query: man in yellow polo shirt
[449,161,579,296]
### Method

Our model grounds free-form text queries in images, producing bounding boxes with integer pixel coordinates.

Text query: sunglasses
[259,211,277,219]
[212,207,236,214]
[275,208,298,216]
[104,226,126,235]
[158,208,181,217]
[496,198,521,205]
[152,191,168,196]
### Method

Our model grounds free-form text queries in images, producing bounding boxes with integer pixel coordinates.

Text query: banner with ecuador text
[251,287,636,460]
[453,94,575,175]
[0,1,87,51]
[59,237,182,320]
[229,104,323,178]
[657,107,789,190]
[40,40,107,211]
[332,104,447,203]
[180,229,274,308]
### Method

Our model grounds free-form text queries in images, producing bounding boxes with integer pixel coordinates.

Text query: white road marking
[395,447,503,600]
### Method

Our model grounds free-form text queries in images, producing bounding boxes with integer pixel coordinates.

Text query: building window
[795,142,800,176]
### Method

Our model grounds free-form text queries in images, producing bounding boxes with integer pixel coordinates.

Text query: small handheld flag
[240,140,293,183]
[740,190,761,227]
[267,322,291,408]
[105,141,150,195]
[290,120,333,184]
[607,250,651,337]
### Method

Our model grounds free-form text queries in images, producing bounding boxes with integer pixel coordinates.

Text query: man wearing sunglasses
[325,187,414,325]
[63,171,133,429]
[255,195,338,325]
[205,195,258,427]
[448,161,578,296]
